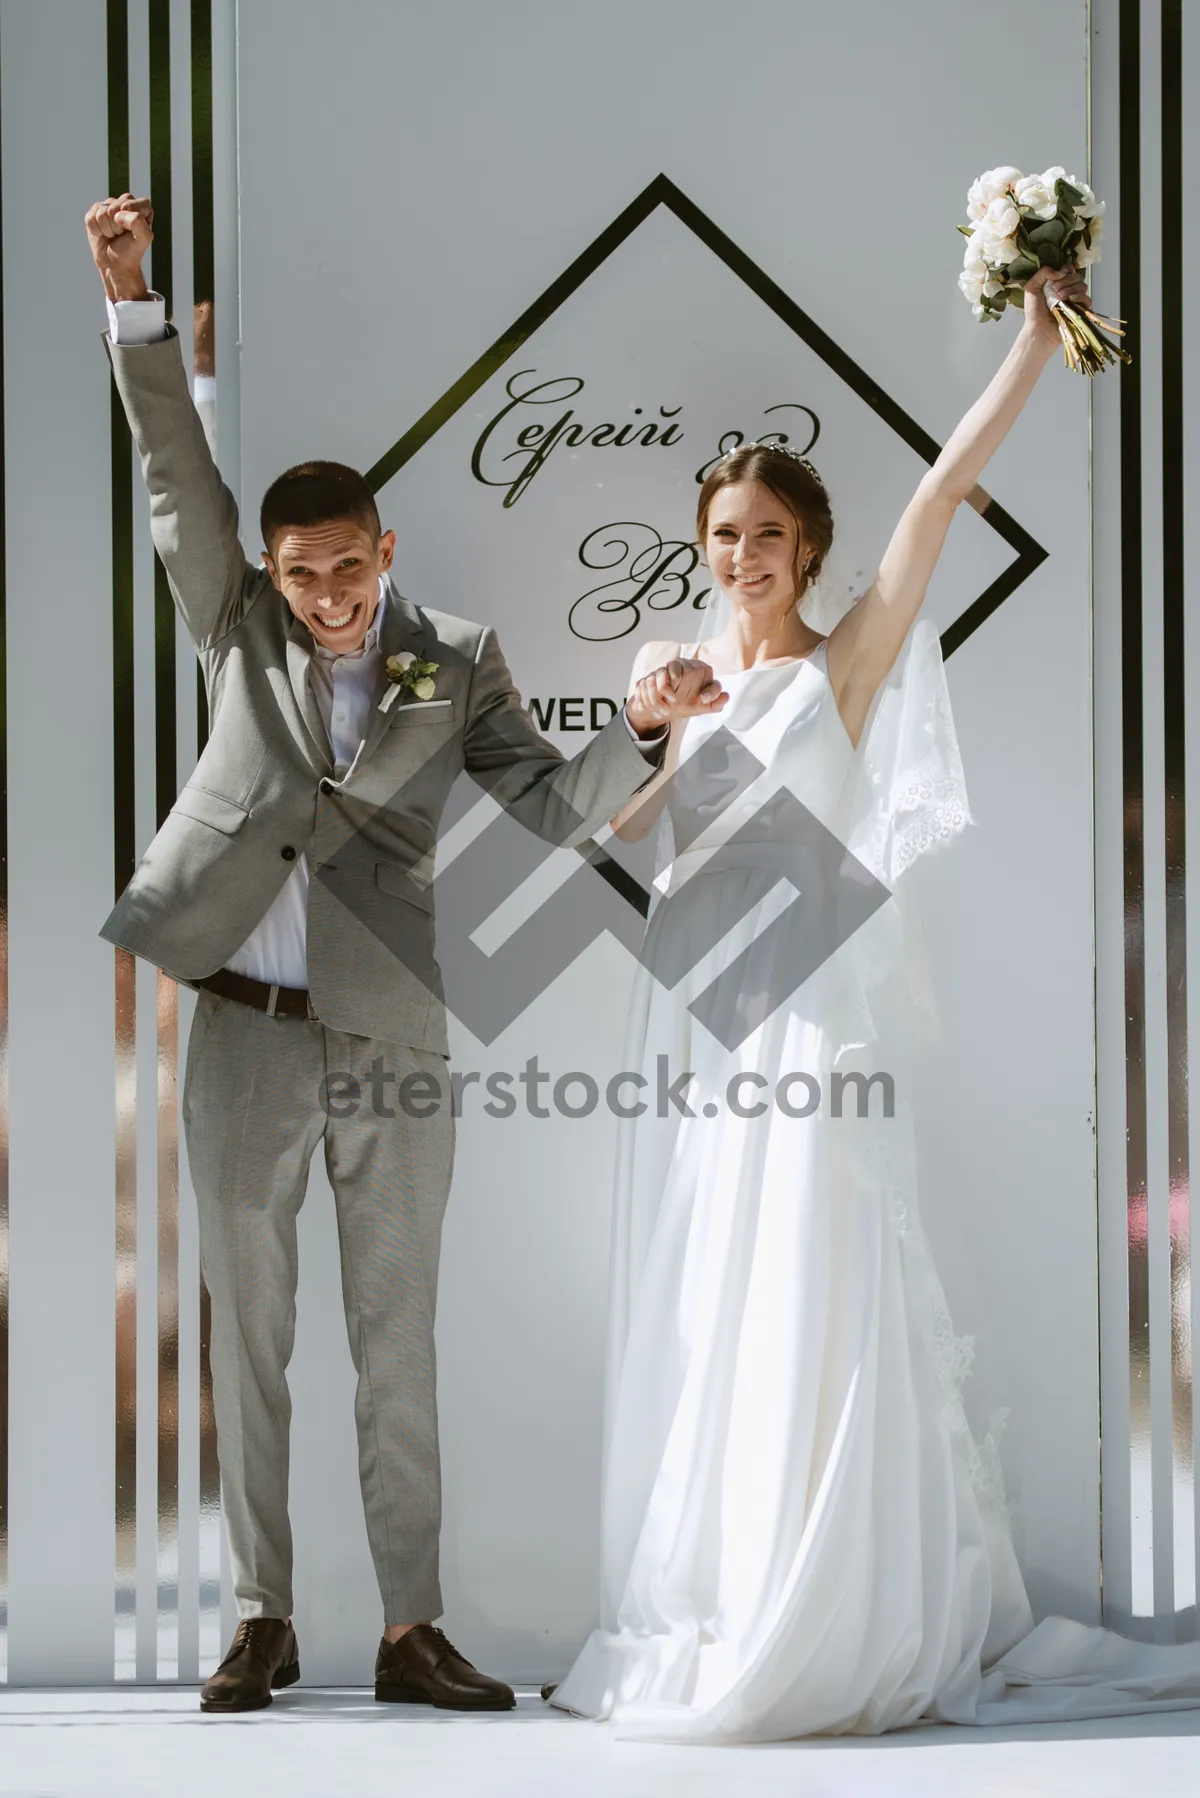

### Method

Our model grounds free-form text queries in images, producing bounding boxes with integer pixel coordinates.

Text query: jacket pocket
[171,785,251,834]
[389,698,457,727]
[375,859,435,913]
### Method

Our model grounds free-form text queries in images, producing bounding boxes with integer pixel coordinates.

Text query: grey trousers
[181,989,455,1625]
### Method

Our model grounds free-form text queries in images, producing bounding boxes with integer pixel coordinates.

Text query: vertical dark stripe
[191,0,211,764]
[108,0,134,900]
[1119,0,1150,1610]
[0,0,10,1685]
[148,0,175,832]
[190,1,220,1667]
[1159,0,1191,1618]
[156,968,179,1675]
[107,0,138,1676]
[147,0,172,317]
[110,426,135,880]
[148,0,180,1674]
[190,0,213,310]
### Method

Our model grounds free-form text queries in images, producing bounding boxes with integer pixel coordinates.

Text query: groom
[87,192,720,1714]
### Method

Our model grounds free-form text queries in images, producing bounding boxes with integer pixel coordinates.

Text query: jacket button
[281,845,297,861]
[319,778,334,795]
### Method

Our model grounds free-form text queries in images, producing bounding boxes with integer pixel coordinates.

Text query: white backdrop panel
[234,0,1095,1681]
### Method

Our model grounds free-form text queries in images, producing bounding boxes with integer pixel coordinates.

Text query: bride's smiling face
[703,480,806,610]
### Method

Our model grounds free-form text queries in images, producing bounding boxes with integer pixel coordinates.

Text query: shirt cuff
[106,291,167,345]
[621,705,669,752]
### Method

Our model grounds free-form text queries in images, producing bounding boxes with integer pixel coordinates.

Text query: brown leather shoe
[200,1618,300,1713]
[375,1625,515,1711]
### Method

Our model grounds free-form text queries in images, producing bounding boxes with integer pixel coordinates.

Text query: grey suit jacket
[100,330,668,1053]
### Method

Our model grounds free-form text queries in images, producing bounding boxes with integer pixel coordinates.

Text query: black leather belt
[194,967,317,1020]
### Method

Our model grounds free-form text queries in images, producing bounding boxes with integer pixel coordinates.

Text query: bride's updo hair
[696,443,834,601]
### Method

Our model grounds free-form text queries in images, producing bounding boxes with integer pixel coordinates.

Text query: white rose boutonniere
[386,649,440,702]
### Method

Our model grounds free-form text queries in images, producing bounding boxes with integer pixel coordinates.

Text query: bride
[547,263,1200,1740]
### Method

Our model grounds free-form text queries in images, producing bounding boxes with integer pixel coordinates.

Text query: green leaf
[956,223,975,238]
[1028,218,1066,246]
[1006,255,1039,281]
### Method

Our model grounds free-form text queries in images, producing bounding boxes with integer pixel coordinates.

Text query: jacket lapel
[285,613,334,771]
[355,581,434,770]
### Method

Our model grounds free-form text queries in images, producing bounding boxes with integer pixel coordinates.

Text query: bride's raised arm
[827,260,1088,747]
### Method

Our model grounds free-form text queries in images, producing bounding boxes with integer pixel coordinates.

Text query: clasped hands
[625,657,729,738]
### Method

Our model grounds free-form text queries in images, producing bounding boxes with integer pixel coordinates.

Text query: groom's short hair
[260,460,382,551]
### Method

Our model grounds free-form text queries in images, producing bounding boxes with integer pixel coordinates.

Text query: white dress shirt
[223,581,391,987]
[108,292,667,988]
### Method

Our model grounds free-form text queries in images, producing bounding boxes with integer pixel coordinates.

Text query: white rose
[1044,166,1104,218]
[962,231,989,276]
[979,233,1020,266]
[387,650,416,673]
[966,164,1023,221]
[1014,173,1058,220]
[966,182,990,223]
[1075,212,1105,267]
[983,195,1020,239]
[958,268,986,302]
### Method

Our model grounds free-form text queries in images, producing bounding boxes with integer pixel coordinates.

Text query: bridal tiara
[721,439,826,490]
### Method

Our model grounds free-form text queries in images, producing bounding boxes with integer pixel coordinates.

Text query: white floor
[1,1690,1200,1798]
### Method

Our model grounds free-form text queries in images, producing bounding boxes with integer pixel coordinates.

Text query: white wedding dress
[551,614,1200,1741]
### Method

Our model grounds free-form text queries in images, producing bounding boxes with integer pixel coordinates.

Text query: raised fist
[85,194,154,302]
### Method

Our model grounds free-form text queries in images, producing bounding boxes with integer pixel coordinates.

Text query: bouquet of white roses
[957,165,1130,375]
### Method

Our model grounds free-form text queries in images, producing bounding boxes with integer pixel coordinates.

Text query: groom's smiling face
[264,518,397,654]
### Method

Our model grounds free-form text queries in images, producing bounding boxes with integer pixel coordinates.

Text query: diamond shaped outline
[358,173,1048,928]
[364,172,1048,656]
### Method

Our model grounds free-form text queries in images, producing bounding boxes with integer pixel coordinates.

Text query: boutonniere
[385,650,440,701]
